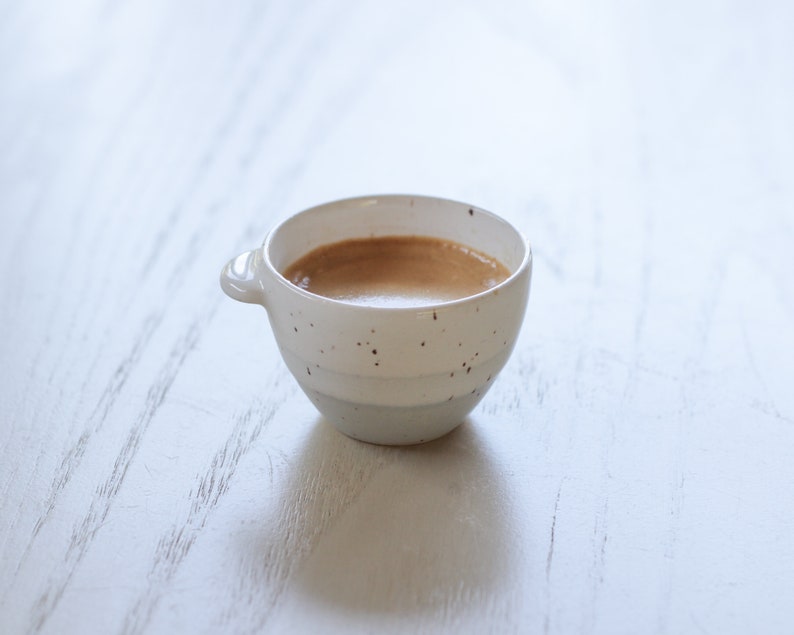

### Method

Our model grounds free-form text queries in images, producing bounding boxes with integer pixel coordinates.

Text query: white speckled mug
[220,195,532,445]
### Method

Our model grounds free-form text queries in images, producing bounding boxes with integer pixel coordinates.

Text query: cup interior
[265,195,528,291]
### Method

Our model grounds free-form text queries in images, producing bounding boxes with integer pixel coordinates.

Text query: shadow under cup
[221,195,532,445]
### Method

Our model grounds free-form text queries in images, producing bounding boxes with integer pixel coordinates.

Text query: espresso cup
[220,194,532,445]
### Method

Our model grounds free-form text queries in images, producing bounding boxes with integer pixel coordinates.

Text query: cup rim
[261,193,532,312]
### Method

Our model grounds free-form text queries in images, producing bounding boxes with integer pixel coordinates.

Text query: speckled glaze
[220,195,532,445]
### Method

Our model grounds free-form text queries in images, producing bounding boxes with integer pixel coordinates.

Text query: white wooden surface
[2,1,793,633]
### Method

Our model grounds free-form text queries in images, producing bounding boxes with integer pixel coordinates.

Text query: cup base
[303,389,485,445]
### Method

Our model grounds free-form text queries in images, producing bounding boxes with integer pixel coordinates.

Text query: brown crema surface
[282,235,510,307]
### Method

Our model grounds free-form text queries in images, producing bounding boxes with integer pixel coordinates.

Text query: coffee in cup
[281,235,511,308]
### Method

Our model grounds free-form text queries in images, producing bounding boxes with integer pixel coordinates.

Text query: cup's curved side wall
[264,263,530,378]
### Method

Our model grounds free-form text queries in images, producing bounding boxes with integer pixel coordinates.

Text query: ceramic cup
[220,194,532,445]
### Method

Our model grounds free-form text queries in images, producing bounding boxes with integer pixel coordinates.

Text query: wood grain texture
[1,1,793,633]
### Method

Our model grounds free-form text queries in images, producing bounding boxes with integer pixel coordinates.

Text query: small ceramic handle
[220,249,266,305]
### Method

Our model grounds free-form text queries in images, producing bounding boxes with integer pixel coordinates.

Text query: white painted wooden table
[2,1,793,633]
